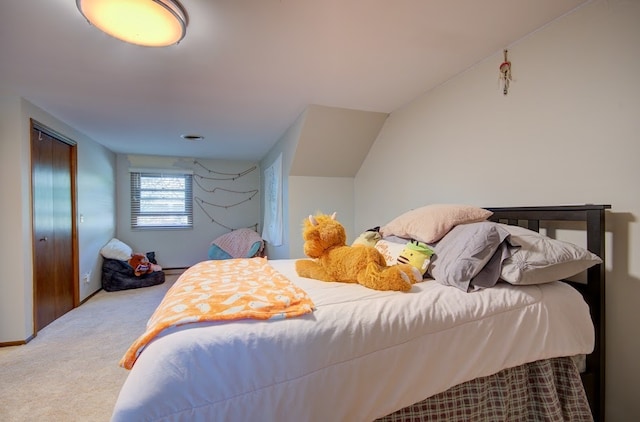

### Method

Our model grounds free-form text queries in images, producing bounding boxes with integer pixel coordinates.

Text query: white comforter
[111,259,594,422]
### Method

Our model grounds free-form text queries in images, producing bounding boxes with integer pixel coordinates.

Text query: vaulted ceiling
[0,0,588,161]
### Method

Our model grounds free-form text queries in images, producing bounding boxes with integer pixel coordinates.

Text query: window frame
[130,169,193,230]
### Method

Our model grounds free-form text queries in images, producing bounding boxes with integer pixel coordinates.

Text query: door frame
[30,119,79,336]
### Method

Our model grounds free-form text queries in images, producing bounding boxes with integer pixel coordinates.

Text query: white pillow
[380,204,493,244]
[100,238,133,261]
[374,239,407,266]
[499,224,602,285]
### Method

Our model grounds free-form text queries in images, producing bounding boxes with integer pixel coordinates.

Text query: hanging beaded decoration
[499,49,512,96]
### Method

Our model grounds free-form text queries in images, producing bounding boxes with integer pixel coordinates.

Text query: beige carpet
[0,273,178,422]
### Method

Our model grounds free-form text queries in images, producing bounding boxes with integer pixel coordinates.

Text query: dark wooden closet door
[31,127,75,331]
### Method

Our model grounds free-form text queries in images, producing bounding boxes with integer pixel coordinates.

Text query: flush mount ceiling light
[76,0,187,47]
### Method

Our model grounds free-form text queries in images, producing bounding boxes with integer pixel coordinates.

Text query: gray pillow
[429,222,516,292]
[471,240,514,290]
[498,224,602,285]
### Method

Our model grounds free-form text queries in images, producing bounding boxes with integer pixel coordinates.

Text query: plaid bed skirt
[377,357,593,422]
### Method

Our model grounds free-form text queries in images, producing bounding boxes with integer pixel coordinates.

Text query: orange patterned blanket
[120,257,315,369]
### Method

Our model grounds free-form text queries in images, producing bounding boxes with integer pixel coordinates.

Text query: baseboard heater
[162,267,189,275]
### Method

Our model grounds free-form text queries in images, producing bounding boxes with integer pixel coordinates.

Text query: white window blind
[130,171,193,229]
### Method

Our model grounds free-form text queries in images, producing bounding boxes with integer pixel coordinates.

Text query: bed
[111,204,609,422]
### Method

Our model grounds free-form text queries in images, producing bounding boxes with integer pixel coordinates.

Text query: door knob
[39,237,48,242]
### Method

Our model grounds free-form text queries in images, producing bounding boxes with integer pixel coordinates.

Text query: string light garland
[195,198,258,231]
[193,177,259,197]
[192,160,259,231]
[193,160,256,180]
[194,190,258,209]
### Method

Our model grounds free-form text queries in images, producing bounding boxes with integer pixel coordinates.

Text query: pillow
[351,227,382,248]
[380,204,493,244]
[429,221,515,292]
[100,238,133,261]
[498,224,602,285]
[374,238,407,266]
[208,244,233,260]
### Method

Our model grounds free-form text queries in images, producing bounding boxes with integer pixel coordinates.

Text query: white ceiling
[0,0,588,161]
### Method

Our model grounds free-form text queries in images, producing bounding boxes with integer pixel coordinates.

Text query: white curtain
[262,154,283,246]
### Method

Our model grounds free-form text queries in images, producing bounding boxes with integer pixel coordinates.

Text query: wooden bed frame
[486,204,610,422]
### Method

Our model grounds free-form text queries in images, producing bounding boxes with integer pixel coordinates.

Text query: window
[130,170,193,229]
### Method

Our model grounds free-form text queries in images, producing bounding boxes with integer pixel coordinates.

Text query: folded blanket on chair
[211,228,264,258]
[120,257,314,369]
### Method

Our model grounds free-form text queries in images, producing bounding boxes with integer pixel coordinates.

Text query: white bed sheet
[111,259,594,422]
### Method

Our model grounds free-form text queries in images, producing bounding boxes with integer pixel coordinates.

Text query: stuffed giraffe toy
[295,212,421,292]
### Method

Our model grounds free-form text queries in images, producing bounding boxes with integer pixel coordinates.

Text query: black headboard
[486,204,610,422]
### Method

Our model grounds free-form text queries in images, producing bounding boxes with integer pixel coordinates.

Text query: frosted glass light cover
[77,0,187,47]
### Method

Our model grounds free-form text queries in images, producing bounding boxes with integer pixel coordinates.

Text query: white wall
[355,1,640,419]
[288,176,355,259]
[76,133,117,299]
[0,96,31,341]
[0,96,116,343]
[116,154,260,268]
[262,105,384,259]
[291,104,388,177]
[260,109,307,260]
